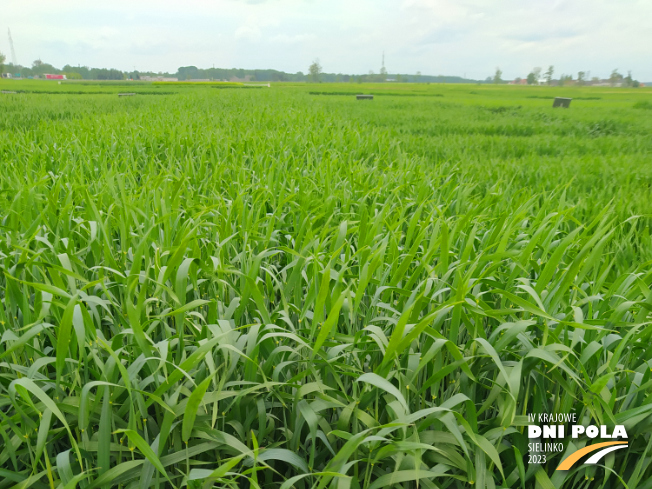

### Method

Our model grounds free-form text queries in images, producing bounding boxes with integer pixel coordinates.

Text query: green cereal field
[1,80,652,488]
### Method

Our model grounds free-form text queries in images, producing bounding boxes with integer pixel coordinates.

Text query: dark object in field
[1,90,17,94]
[119,93,136,97]
[553,97,572,108]
[356,94,374,100]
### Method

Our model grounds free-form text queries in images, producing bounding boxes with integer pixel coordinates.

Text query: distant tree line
[0,56,485,83]
[0,53,647,87]
[491,65,643,87]
[1,59,126,80]
[176,64,482,84]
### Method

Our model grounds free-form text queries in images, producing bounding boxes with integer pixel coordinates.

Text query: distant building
[590,80,620,87]
[230,75,252,82]
[140,76,179,82]
[45,74,66,80]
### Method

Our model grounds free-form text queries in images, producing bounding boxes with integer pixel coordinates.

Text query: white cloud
[235,25,263,42]
[270,33,316,44]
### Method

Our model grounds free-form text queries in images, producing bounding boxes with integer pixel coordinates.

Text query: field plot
[1,81,652,488]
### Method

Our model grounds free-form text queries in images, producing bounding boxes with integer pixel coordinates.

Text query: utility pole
[8,29,18,67]
[380,51,387,80]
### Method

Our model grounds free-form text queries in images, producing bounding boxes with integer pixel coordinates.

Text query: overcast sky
[3,0,651,80]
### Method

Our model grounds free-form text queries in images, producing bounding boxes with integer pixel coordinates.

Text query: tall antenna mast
[8,29,18,66]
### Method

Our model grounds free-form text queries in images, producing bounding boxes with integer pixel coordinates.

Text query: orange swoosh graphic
[557,442,628,470]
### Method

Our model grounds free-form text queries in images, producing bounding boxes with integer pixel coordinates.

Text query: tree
[558,74,572,87]
[0,52,5,73]
[178,66,201,80]
[532,67,542,80]
[609,69,622,87]
[379,64,387,81]
[526,68,542,85]
[624,71,633,87]
[63,64,92,80]
[308,59,322,83]
[577,71,585,86]
[94,68,124,80]
[368,70,384,83]
[493,67,502,84]
[31,59,58,76]
[545,65,554,85]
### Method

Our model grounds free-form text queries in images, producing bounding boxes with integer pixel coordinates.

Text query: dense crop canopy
[0,83,652,488]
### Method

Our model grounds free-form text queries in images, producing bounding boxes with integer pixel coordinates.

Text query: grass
[1,80,175,95]
[152,82,244,87]
[1,90,174,96]
[633,100,652,110]
[308,91,444,97]
[1,81,652,488]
